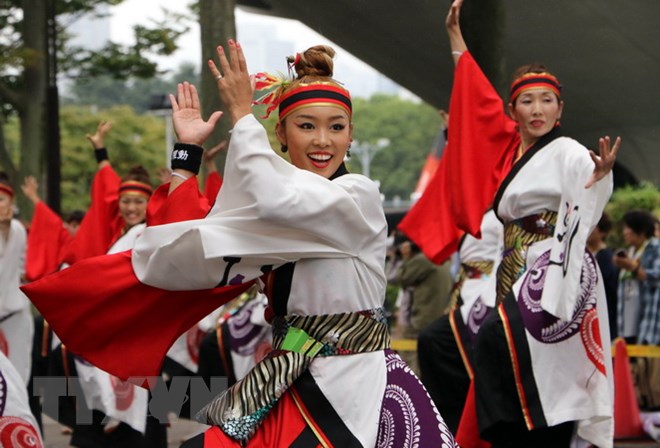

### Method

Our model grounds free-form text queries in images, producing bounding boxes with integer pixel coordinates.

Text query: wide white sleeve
[132,114,386,291]
[540,138,613,320]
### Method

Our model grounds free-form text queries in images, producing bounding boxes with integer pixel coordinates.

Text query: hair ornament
[253,71,292,119]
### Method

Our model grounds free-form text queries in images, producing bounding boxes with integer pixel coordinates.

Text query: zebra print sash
[448,260,495,310]
[495,211,557,304]
[196,308,390,442]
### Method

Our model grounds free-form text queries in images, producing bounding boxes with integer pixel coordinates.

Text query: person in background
[0,172,34,386]
[587,212,619,339]
[394,235,452,375]
[614,209,660,345]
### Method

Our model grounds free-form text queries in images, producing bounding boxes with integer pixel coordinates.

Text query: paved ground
[40,414,660,447]
[41,415,209,448]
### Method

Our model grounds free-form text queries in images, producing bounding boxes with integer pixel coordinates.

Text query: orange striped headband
[0,184,14,198]
[278,82,352,122]
[510,72,562,103]
[118,180,152,198]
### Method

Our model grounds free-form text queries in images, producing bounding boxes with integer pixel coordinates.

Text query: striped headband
[0,184,14,198]
[510,72,562,103]
[278,82,352,122]
[118,180,152,198]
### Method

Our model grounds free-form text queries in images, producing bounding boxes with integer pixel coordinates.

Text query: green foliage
[605,182,660,248]
[4,104,167,216]
[63,63,200,113]
[351,94,442,201]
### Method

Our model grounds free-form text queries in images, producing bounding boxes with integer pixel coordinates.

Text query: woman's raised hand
[446,0,467,64]
[86,120,112,149]
[169,82,223,147]
[208,39,255,126]
[585,135,621,188]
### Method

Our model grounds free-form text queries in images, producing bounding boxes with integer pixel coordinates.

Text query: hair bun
[292,45,335,79]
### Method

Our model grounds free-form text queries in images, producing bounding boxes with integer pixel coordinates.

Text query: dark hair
[622,210,656,239]
[122,165,152,186]
[0,171,11,188]
[66,209,85,224]
[596,212,613,234]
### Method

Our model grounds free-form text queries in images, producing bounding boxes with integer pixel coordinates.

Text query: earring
[281,144,288,153]
[346,143,351,158]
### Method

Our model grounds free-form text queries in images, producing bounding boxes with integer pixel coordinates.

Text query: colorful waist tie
[196,308,391,442]
[496,211,557,303]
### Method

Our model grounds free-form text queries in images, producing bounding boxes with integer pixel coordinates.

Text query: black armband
[171,143,203,174]
[94,147,109,163]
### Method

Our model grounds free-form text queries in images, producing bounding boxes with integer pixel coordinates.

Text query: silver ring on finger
[215,74,223,80]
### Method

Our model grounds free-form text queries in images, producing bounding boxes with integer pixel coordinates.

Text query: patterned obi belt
[197,307,391,442]
[449,260,495,309]
[496,211,557,304]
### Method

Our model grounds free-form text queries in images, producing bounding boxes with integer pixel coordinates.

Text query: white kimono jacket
[0,351,43,445]
[495,135,614,447]
[0,219,34,384]
[132,114,391,446]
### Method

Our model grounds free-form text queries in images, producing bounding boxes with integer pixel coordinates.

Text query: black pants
[487,421,575,448]
[417,315,470,434]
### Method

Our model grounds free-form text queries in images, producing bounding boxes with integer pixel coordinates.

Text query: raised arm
[168,82,223,193]
[446,0,468,66]
[21,176,41,205]
[207,39,255,127]
[86,120,112,169]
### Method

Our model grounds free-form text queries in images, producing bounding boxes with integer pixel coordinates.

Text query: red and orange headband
[277,82,352,121]
[509,72,562,103]
[0,184,14,198]
[118,180,152,198]
[254,73,352,121]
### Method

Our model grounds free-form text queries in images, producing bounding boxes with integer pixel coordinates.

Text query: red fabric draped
[22,176,252,383]
[398,51,519,264]
[456,381,491,448]
[203,171,223,207]
[24,202,72,281]
[62,165,123,265]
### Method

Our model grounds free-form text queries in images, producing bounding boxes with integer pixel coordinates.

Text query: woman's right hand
[208,39,255,126]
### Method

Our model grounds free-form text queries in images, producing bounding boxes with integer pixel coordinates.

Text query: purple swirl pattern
[227,300,269,356]
[377,351,458,448]
[466,298,492,341]
[517,250,598,343]
[0,370,6,416]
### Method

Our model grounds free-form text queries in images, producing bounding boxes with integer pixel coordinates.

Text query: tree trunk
[199,0,237,175]
[19,0,49,220]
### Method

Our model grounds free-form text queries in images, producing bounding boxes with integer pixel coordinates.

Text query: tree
[350,94,442,201]
[0,0,189,217]
[4,104,167,214]
[197,0,236,175]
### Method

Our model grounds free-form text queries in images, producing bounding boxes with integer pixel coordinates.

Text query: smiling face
[509,88,563,148]
[276,106,353,178]
[118,194,148,229]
